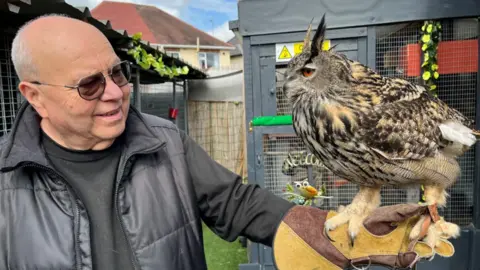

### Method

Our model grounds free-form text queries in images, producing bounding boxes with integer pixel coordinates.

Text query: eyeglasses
[31,61,131,101]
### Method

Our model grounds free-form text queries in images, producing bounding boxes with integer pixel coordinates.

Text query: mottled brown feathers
[283,17,475,188]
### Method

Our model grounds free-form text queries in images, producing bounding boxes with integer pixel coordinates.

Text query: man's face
[42,50,131,144]
[20,18,132,149]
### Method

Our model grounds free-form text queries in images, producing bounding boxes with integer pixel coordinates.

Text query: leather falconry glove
[273,203,455,270]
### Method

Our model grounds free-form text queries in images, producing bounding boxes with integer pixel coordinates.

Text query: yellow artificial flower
[422,34,431,43]
[423,71,431,81]
[430,84,437,90]
[434,72,439,79]
[431,64,438,70]
[422,44,428,51]
[427,24,433,33]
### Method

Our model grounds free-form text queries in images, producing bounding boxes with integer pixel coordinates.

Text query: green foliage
[420,20,442,96]
[127,32,189,79]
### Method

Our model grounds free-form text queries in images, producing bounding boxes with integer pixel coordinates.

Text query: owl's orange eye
[302,68,315,77]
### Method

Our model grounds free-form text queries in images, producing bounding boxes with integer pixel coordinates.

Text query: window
[166,51,180,59]
[198,52,219,69]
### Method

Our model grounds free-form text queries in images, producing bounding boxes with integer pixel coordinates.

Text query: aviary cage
[234,0,479,269]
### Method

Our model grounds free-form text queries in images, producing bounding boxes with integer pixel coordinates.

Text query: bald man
[1,14,295,270]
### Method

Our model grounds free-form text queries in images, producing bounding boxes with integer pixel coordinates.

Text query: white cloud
[207,21,235,42]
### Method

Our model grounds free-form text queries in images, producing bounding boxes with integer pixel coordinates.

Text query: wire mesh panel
[262,134,359,210]
[139,83,186,131]
[375,21,423,83]
[275,65,290,115]
[375,18,478,226]
[0,33,22,137]
[434,18,478,226]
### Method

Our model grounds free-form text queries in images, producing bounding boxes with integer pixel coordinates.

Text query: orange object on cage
[398,39,478,77]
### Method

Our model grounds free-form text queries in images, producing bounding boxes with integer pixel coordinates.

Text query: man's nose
[100,78,124,101]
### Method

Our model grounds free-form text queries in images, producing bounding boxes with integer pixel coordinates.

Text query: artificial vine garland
[127,32,189,79]
[420,20,442,96]
[419,20,442,203]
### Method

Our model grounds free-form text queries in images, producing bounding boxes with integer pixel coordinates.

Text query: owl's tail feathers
[439,120,478,147]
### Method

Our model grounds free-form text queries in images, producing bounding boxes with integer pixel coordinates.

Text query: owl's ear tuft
[302,17,315,53]
[310,13,326,58]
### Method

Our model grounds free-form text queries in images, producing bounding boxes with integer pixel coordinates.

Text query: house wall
[164,47,232,70]
[230,55,243,68]
[218,50,231,68]
[177,48,197,67]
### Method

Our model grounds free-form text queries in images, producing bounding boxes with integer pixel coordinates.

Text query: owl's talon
[349,232,356,248]
[323,226,335,242]
[435,219,460,240]
[324,227,335,242]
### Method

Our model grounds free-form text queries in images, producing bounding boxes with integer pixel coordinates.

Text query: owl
[281,14,479,248]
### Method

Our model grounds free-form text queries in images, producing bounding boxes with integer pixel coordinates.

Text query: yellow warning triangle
[279,45,292,59]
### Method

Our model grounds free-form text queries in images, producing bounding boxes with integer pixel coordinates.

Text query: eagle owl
[282,14,478,247]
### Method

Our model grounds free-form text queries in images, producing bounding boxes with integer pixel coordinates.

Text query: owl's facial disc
[282,58,319,104]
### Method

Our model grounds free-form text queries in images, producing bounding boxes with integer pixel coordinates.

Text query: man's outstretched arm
[180,130,295,246]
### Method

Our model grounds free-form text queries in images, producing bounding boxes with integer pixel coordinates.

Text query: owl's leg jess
[409,185,460,247]
[324,185,381,245]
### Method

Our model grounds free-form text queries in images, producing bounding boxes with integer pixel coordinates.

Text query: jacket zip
[114,142,167,270]
[17,162,82,270]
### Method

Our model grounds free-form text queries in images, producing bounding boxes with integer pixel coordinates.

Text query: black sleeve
[180,130,295,247]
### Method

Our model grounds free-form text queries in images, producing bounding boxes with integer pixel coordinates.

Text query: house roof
[227,36,242,57]
[91,1,235,49]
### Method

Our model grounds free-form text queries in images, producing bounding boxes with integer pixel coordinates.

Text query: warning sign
[278,46,292,59]
[276,43,296,63]
[293,43,304,55]
[322,40,331,51]
[276,40,331,63]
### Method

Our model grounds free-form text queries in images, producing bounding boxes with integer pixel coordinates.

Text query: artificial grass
[202,222,248,270]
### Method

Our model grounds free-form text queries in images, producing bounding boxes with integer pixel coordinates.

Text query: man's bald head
[12,14,130,151]
[11,14,114,81]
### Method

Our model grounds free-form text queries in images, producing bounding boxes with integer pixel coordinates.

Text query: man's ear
[18,82,48,118]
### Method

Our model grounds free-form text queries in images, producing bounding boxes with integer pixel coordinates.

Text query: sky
[65,0,238,42]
